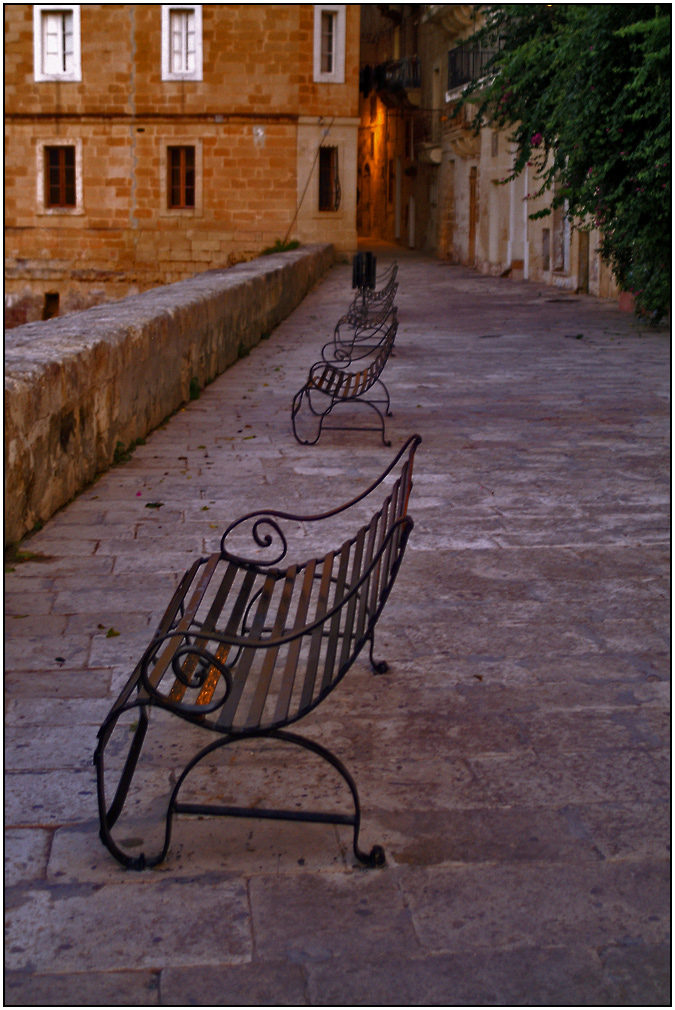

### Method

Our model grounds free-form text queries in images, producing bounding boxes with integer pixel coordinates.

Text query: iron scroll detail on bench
[291,308,398,446]
[348,260,398,329]
[94,435,422,870]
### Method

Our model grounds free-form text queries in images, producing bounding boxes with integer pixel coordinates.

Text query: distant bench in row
[291,255,399,446]
[291,308,398,446]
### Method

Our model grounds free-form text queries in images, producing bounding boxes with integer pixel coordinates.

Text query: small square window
[33,5,81,82]
[313,5,345,83]
[161,5,203,81]
[168,146,196,209]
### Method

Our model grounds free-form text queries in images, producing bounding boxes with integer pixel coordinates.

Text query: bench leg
[291,386,322,445]
[94,701,174,870]
[292,386,392,447]
[369,633,389,675]
[371,377,392,417]
[168,728,386,869]
[315,397,391,447]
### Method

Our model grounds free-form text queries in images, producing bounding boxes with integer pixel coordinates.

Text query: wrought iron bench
[94,435,422,870]
[352,259,398,307]
[322,310,395,364]
[351,252,397,302]
[292,309,398,446]
[328,289,399,362]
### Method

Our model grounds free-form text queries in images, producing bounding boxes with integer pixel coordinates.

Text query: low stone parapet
[4,243,334,544]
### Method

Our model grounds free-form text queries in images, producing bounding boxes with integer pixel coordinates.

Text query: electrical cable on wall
[283,117,336,245]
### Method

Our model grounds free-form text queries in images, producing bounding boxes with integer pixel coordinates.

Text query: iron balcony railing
[447,45,498,91]
[371,57,421,91]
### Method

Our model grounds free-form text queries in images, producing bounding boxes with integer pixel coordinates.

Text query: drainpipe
[129,6,138,239]
[523,163,529,279]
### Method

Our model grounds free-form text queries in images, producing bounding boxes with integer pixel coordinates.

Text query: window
[321,11,335,73]
[318,146,340,212]
[313,5,345,83]
[161,5,203,81]
[45,145,76,207]
[405,119,414,162]
[168,146,195,208]
[33,5,81,82]
[37,139,83,214]
[542,228,551,272]
[160,140,202,216]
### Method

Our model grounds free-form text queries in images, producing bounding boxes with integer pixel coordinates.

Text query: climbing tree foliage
[463,4,671,320]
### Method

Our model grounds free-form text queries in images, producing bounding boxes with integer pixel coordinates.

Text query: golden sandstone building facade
[5,4,619,327]
[5,4,360,325]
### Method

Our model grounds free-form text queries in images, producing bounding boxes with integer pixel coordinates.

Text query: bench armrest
[220,435,421,566]
[321,307,398,366]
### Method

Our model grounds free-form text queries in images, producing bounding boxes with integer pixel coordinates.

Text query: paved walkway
[5,248,670,1006]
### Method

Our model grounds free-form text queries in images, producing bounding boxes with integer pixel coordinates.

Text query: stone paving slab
[4,247,670,1006]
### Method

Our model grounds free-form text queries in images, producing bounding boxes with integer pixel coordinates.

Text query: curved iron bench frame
[292,311,398,446]
[327,292,399,362]
[94,435,422,871]
[350,262,398,316]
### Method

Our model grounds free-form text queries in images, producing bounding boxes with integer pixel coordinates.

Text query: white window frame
[313,5,346,84]
[161,5,203,81]
[33,5,82,82]
[36,137,85,215]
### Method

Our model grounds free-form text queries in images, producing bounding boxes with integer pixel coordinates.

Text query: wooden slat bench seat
[94,435,421,870]
[291,310,398,446]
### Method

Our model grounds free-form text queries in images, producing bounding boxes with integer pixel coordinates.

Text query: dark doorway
[468,166,478,265]
[577,230,590,293]
[42,292,60,320]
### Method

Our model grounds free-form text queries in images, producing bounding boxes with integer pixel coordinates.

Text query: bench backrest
[309,314,397,400]
[138,436,421,734]
[343,281,398,329]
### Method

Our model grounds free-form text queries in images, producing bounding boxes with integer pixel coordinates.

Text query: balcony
[362,57,421,107]
[447,44,498,92]
[381,57,421,90]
